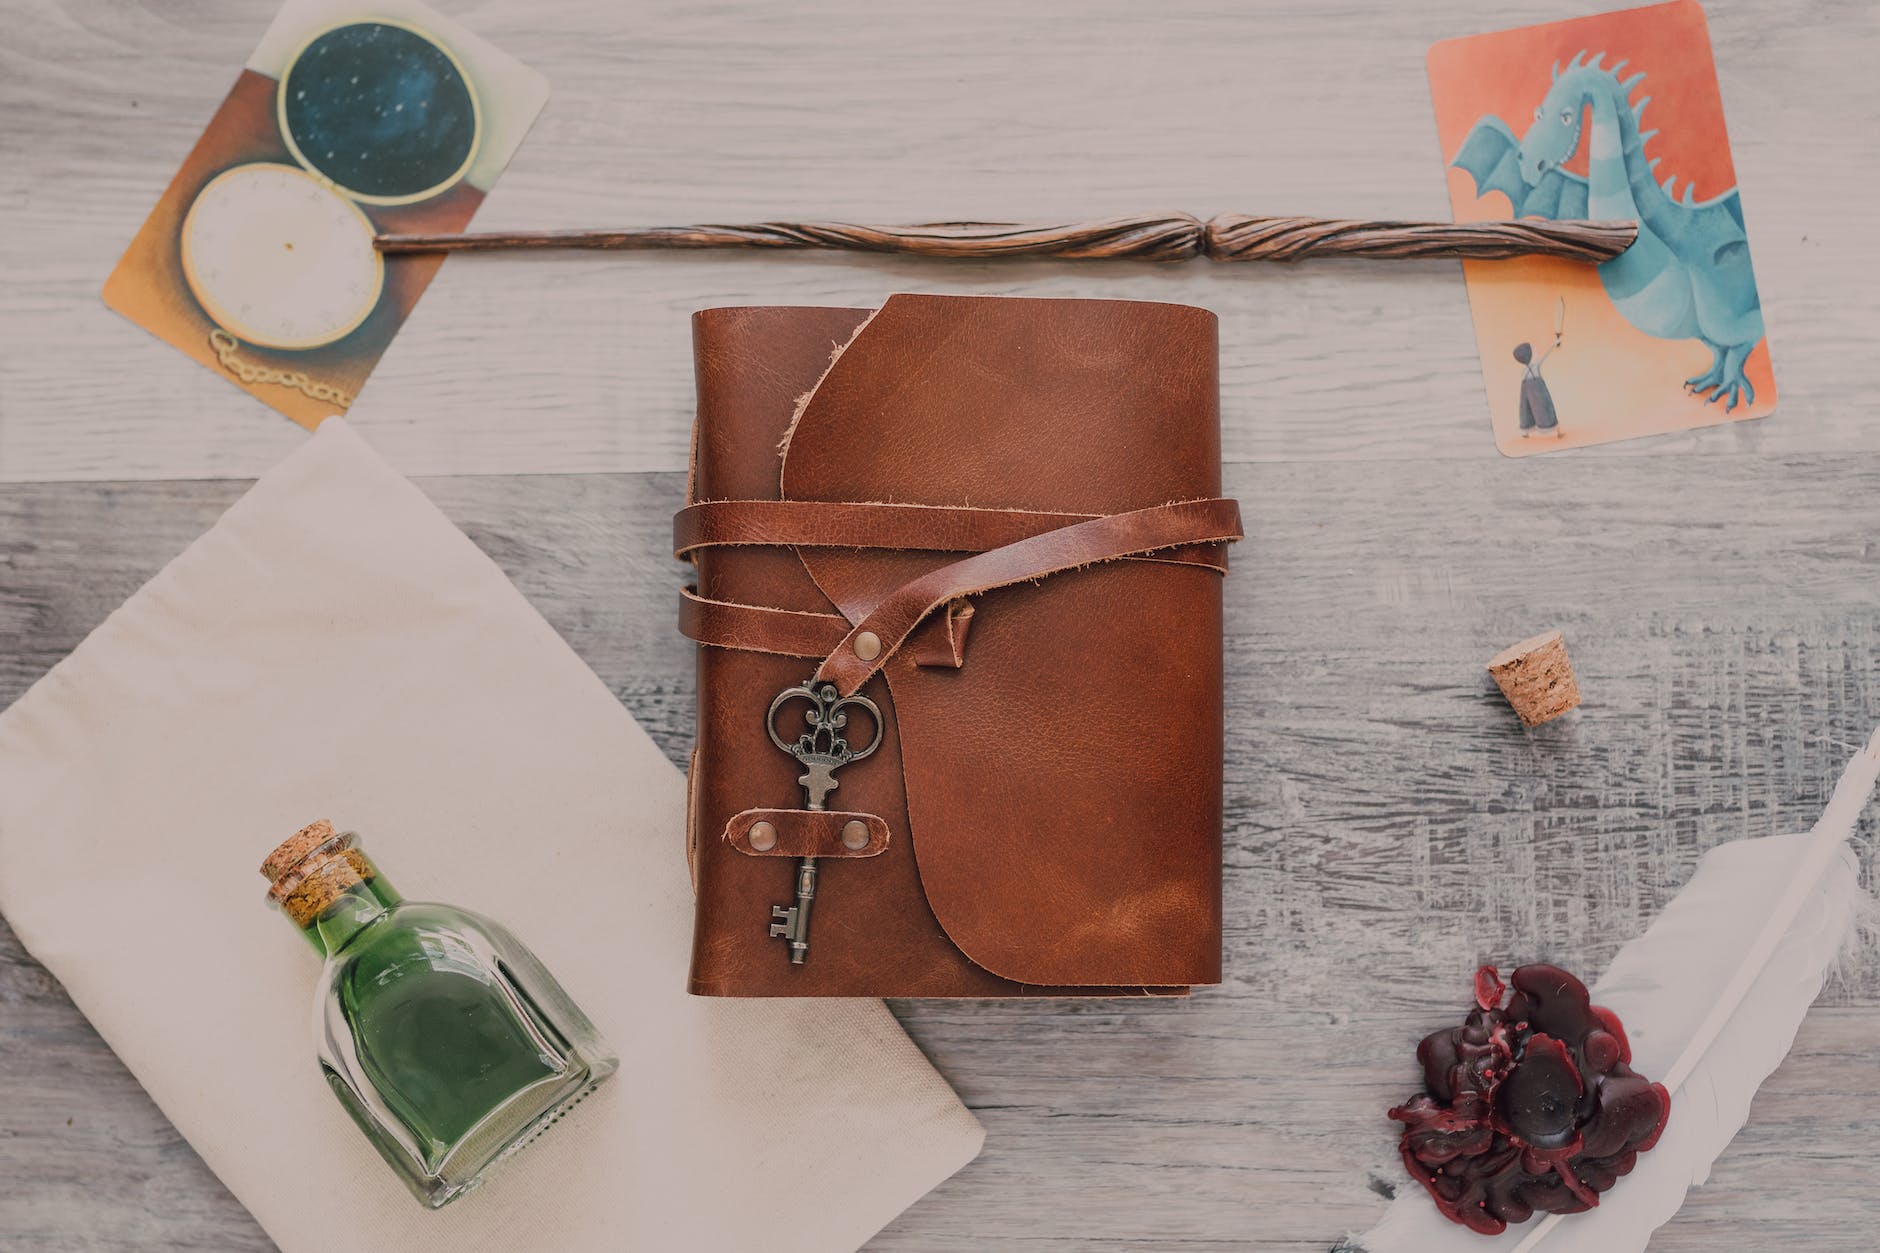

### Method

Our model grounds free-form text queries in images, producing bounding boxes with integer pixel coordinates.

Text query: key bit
[769,862,818,964]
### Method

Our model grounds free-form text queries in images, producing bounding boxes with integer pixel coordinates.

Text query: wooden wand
[375,213,1635,264]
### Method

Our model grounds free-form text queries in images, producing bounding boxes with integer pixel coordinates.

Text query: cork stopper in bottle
[262,819,375,927]
[1487,630,1582,727]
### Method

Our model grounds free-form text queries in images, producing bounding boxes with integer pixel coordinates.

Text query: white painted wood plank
[3,0,1876,481]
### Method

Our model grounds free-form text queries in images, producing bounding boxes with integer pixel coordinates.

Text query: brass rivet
[748,820,777,851]
[841,819,869,851]
[853,631,882,662]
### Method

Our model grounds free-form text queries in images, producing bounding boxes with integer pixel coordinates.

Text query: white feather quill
[1354,725,1880,1253]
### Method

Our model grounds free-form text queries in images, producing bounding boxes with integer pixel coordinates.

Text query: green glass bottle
[263,820,615,1208]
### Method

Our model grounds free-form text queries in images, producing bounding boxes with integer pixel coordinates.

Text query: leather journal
[677,294,1242,996]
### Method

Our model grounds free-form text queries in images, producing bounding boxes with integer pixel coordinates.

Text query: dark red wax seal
[1388,964,1671,1234]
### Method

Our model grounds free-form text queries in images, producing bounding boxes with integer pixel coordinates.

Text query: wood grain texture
[377,215,1222,260]
[375,215,1637,262]
[3,453,1878,1249]
[3,0,1879,481]
[1206,215,1636,262]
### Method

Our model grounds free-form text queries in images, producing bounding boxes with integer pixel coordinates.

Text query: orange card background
[1428,0,1775,455]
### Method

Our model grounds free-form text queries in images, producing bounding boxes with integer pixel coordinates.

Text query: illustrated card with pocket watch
[103,0,547,428]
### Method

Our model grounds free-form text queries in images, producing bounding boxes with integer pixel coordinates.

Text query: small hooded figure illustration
[1515,300,1566,438]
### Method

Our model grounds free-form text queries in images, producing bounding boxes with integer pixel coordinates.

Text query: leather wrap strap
[676,498,1228,571]
[811,498,1242,694]
[680,587,850,658]
[679,496,1243,675]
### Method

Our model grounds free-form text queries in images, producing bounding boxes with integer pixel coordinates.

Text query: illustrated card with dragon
[1429,0,1775,455]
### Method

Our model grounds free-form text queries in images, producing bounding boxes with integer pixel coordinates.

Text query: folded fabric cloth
[0,419,983,1252]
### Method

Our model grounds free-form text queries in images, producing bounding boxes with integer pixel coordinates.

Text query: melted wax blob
[1387,964,1671,1235]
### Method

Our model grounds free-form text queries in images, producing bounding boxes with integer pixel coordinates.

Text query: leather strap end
[907,598,974,669]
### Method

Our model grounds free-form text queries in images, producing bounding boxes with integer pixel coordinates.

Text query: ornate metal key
[764,679,882,965]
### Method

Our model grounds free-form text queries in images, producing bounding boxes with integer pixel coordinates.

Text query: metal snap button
[748,820,778,851]
[853,630,882,661]
[840,819,870,851]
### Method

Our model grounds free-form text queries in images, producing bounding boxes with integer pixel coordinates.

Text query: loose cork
[1487,630,1582,727]
[263,819,374,927]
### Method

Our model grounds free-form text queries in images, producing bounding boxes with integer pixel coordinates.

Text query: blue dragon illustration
[1453,51,1763,410]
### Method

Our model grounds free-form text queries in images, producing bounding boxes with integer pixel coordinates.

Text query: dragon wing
[1451,115,1589,220]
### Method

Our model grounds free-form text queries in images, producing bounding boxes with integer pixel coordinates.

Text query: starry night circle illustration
[280,21,480,203]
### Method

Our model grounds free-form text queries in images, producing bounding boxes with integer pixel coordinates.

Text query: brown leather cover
[682,294,1234,996]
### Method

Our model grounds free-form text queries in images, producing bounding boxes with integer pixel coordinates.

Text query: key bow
[765,680,882,811]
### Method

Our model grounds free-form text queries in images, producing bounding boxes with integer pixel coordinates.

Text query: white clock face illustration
[180,163,384,351]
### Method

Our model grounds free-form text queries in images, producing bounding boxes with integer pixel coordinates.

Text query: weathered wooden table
[4,1,1877,1248]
